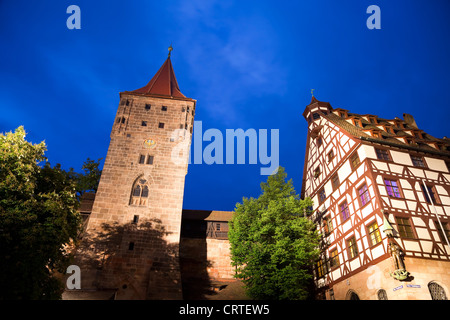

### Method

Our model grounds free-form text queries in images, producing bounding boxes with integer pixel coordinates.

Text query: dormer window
[368,116,378,124]
[383,126,394,134]
[353,119,362,127]
[412,131,423,139]
[394,120,405,129]
[312,112,321,120]
[372,130,382,138]
[404,137,415,145]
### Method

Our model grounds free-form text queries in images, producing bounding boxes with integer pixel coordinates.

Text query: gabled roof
[306,97,450,156]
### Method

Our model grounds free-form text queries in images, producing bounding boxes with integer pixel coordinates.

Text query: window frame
[318,187,326,204]
[395,216,416,239]
[421,184,440,205]
[350,153,361,171]
[384,178,402,198]
[367,221,382,247]
[340,200,351,222]
[346,236,359,260]
[358,183,370,207]
[410,155,426,168]
[331,173,340,191]
[375,148,391,161]
[329,248,340,269]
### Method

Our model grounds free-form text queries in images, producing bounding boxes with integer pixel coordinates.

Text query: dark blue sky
[1,1,449,211]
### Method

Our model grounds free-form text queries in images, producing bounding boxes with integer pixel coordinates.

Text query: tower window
[312,113,320,120]
[128,242,135,250]
[159,122,165,129]
[141,121,147,127]
[161,106,168,111]
[139,155,146,164]
[145,104,151,110]
[133,215,139,224]
[130,178,149,206]
[146,155,154,165]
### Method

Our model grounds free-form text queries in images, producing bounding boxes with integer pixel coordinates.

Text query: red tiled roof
[129,57,186,98]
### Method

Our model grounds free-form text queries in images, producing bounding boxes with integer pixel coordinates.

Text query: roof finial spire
[168,44,173,58]
[311,89,315,97]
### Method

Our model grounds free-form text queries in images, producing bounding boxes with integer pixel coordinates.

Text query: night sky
[1,1,449,211]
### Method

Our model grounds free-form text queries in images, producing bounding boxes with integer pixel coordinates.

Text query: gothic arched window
[130,178,149,206]
[428,282,448,300]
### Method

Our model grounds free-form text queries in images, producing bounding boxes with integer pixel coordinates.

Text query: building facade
[302,96,450,300]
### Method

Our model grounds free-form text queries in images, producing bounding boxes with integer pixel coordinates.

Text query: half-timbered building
[302,96,450,300]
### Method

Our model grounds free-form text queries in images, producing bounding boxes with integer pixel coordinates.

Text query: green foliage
[228,167,320,300]
[0,126,84,299]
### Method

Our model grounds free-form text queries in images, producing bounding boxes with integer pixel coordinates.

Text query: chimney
[403,113,418,129]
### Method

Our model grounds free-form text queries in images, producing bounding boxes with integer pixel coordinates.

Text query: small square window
[128,242,135,250]
[375,148,391,161]
[141,121,147,126]
[159,122,165,129]
[411,155,425,167]
[161,106,168,111]
[145,104,151,110]
[312,112,320,120]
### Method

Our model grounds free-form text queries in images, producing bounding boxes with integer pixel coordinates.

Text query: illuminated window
[330,248,339,268]
[358,184,370,206]
[367,221,382,246]
[130,178,149,206]
[340,201,350,221]
[347,236,358,259]
[384,179,401,198]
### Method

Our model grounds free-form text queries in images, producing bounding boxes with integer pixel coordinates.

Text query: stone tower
[76,48,196,299]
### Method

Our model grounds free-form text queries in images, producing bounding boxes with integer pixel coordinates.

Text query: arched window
[428,282,448,300]
[130,178,149,206]
[377,289,388,300]
[346,290,360,300]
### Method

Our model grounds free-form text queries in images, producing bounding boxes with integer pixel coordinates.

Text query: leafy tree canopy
[228,167,320,300]
[0,126,101,299]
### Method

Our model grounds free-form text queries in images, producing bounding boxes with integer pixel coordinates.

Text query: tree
[228,167,320,300]
[75,157,102,196]
[0,126,82,299]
